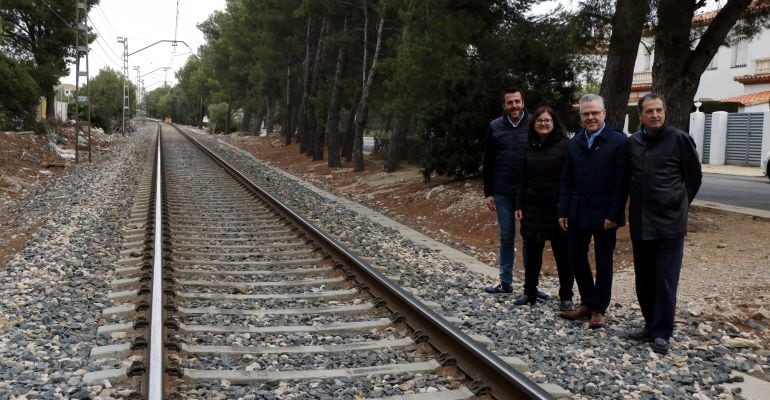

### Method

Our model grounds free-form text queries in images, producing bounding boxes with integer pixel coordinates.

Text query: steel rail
[148,123,164,399]
[171,125,553,400]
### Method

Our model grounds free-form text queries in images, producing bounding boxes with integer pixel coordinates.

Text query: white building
[629,9,770,112]
[54,83,76,98]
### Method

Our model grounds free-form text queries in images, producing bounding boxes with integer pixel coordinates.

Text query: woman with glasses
[513,106,575,310]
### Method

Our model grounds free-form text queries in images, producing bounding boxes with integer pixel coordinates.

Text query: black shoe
[513,293,536,306]
[627,328,652,342]
[559,299,575,311]
[484,282,513,294]
[650,337,669,354]
[536,290,550,300]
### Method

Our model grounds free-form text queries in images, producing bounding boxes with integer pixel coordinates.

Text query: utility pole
[118,37,129,135]
[140,80,146,122]
[133,66,140,121]
[74,0,92,163]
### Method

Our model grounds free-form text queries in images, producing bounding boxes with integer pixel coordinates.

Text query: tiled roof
[734,73,770,84]
[720,90,770,106]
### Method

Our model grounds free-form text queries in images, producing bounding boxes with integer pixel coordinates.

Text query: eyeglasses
[536,119,552,125]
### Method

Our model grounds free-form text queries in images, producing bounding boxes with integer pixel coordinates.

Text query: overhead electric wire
[88,16,124,62]
[93,4,120,39]
[91,37,123,70]
[38,0,71,28]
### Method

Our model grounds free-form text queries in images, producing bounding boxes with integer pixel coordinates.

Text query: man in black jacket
[482,87,538,295]
[558,94,627,328]
[626,93,702,354]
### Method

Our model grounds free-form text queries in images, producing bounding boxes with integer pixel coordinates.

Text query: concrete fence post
[762,111,770,163]
[709,111,729,165]
[689,111,705,162]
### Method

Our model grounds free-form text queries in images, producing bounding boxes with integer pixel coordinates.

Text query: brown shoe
[589,312,606,328]
[560,304,591,320]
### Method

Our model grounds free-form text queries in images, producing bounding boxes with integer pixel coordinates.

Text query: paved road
[698,173,770,211]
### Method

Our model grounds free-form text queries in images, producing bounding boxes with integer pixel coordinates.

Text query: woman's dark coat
[516,129,569,240]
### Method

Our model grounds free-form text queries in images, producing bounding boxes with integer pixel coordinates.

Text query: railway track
[84,124,552,399]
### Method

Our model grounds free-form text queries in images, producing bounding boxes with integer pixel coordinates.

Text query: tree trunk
[353,3,386,172]
[45,92,56,121]
[308,19,328,158]
[326,18,349,168]
[599,0,649,130]
[283,55,293,145]
[298,17,314,151]
[264,95,272,135]
[342,88,361,162]
[224,88,232,133]
[652,0,751,129]
[383,116,408,172]
[254,103,266,136]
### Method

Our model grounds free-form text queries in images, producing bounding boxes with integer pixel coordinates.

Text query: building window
[731,38,748,68]
[707,53,718,70]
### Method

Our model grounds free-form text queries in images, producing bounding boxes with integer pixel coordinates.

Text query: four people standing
[480,89,701,354]
[626,93,702,354]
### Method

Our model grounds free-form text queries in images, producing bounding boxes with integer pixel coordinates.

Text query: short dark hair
[637,93,666,113]
[528,106,568,138]
[501,87,525,103]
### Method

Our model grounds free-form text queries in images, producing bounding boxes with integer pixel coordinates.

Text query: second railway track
[84,124,551,399]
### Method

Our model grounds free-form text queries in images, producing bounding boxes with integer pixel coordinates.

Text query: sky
[64,0,226,89]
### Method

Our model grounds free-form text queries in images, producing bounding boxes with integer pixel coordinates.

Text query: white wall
[695,29,770,100]
[632,26,770,103]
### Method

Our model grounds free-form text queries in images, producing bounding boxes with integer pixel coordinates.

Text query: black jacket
[558,123,628,229]
[627,124,702,240]
[516,129,568,240]
[482,111,529,197]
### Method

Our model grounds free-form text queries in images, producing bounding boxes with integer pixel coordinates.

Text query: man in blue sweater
[482,88,545,300]
[558,94,628,328]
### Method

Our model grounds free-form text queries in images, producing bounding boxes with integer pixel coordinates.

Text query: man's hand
[514,210,523,220]
[603,219,618,230]
[484,196,496,211]
[559,217,568,231]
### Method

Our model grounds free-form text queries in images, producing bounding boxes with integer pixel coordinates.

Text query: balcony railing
[754,57,770,75]
[632,70,652,85]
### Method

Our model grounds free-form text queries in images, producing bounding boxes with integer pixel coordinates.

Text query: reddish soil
[0,127,115,265]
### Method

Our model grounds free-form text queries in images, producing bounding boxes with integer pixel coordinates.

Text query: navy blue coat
[558,124,628,229]
[482,111,529,198]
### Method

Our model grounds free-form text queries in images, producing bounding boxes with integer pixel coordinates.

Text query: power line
[93,4,119,38]
[38,0,72,28]
[91,37,123,70]
[87,16,123,61]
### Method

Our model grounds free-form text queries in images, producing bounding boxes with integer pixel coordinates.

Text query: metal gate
[703,114,712,163]
[725,112,764,166]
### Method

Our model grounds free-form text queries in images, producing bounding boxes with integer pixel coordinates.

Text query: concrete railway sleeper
[84,123,552,399]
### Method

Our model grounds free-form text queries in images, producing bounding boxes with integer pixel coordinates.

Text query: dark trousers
[632,237,684,341]
[568,227,617,313]
[522,231,574,300]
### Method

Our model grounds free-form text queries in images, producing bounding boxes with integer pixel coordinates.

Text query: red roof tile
[720,90,770,106]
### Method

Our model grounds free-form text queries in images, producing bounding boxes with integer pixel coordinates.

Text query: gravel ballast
[0,128,153,399]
